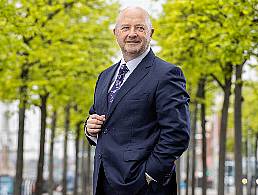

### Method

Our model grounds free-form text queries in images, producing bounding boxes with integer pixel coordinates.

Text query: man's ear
[150,28,154,38]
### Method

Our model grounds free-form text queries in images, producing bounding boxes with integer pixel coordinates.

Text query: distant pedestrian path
[181,187,235,195]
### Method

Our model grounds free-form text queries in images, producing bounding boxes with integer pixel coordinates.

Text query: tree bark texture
[35,93,49,195]
[255,134,258,195]
[14,66,28,195]
[87,143,92,194]
[191,101,198,195]
[63,104,70,195]
[176,159,181,195]
[199,78,207,195]
[218,64,233,195]
[48,110,57,195]
[14,94,26,195]
[81,139,87,195]
[185,149,190,195]
[73,122,81,195]
[234,63,244,195]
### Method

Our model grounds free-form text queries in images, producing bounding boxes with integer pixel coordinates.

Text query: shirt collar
[120,47,150,72]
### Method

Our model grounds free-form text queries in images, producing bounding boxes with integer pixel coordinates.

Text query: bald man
[85,7,190,195]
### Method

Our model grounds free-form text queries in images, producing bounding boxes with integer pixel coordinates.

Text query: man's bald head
[115,6,153,31]
[113,6,154,62]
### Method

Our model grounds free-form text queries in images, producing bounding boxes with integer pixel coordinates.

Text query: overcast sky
[119,0,164,18]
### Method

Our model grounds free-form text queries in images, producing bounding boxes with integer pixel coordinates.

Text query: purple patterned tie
[108,64,129,104]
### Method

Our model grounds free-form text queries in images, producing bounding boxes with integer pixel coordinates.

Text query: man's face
[113,9,154,60]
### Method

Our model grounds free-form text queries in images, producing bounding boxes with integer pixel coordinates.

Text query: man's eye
[121,26,129,31]
[137,26,145,32]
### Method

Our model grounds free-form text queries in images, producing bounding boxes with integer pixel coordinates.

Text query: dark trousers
[96,163,177,195]
[137,177,177,195]
[96,163,118,195]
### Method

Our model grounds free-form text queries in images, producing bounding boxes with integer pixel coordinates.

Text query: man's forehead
[119,16,146,23]
[119,6,149,16]
[117,7,149,22]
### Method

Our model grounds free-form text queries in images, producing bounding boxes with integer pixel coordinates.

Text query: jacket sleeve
[84,72,103,146]
[84,105,98,146]
[145,66,190,183]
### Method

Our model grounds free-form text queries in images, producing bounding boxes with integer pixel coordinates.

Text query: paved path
[181,187,235,195]
[44,187,237,195]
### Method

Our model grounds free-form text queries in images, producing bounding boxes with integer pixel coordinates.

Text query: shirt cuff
[145,172,157,183]
[84,122,98,144]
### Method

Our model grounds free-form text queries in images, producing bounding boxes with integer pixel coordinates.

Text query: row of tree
[0,0,119,194]
[154,0,257,195]
[0,0,258,195]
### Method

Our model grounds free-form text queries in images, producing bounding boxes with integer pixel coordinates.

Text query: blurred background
[0,0,257,195]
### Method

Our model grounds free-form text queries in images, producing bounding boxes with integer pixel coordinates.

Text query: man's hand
[86,114,106,137]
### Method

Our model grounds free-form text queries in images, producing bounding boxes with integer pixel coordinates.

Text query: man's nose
[128,28,137,38]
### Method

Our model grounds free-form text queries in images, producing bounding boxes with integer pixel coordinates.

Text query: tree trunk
[63,104,70,195]
[87,143,92,194]
[255,133,258,195]
[186,97,198,195]
[176,159,181,195]
[48,110,57,195]
[73,122,81,195]
[14,65,29,195]
[14,87,27,195]
[247,128,252,195]
[191,81,203,195]
[245,139,248,194]
[81,139,87,195]
[199,78,207,195]
[234,63,244,195]
[185,149,190,195]
[191,101,198,195]
[218,65,233,195]
[35,93,49,195]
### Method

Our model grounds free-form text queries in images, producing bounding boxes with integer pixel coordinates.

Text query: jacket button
[103,128,108,134]
[98,154,102,159]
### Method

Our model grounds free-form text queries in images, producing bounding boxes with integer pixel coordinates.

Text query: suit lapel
[106,50,155,120]
[99,62,120,114]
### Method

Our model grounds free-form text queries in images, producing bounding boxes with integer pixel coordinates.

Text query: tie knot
[119,64,129,75]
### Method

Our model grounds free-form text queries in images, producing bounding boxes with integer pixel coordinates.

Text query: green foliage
[0,0,119,135]
[154,0,257,152]
[154,0,257,93]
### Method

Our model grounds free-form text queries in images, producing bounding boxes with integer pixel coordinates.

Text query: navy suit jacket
[86,50,190,195]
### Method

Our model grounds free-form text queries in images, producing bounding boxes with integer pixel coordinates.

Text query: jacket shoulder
[153,57,183,76]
